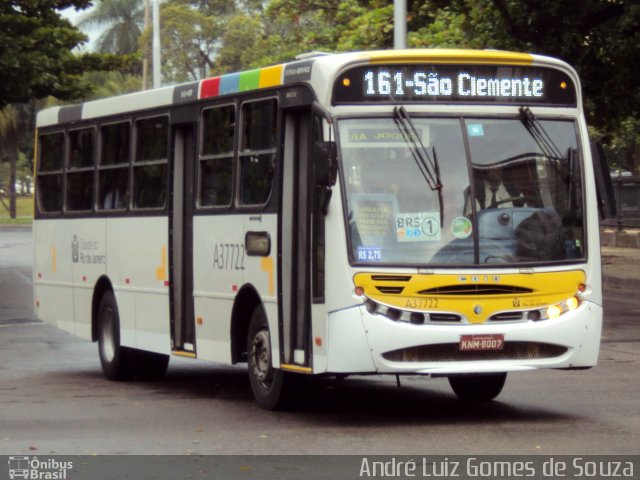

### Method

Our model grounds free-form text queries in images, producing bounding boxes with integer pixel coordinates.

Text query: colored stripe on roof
[200,76,221,98]
[197,64,288,100]
[219,73,241,95]
[259,65,284,88]
[239,69,261,92]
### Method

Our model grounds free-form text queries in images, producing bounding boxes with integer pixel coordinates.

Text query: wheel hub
[250,329,272,388]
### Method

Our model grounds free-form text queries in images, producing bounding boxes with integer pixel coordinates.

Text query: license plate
[459,334,505,351]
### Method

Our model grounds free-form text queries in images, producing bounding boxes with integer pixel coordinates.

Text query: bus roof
[36,49,575,128]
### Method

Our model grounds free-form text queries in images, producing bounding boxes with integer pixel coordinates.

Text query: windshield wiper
[393,106,442,191]
[393,106,444,226]
[518,106,569,182]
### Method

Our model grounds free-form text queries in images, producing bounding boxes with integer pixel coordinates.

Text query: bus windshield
[338,116,584,266]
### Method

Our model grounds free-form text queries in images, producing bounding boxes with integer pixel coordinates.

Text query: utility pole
[394,0,407,49]
[142,0,150,90]
[153,0,161,88]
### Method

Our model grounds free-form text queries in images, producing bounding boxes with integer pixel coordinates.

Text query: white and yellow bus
[34,49,614,409]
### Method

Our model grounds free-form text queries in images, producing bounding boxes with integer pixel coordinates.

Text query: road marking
[0,322,45,328]
[14,269,32,285]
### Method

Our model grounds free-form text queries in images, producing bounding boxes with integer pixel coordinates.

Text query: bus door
[279,109,314,368]
[169,122,196,354]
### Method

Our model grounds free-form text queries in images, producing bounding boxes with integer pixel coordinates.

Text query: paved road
[1,227,639,455]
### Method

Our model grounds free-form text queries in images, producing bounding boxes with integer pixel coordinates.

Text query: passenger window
[68,128,94,169]
[37,132,65,213]
[98,122,130,211]
[133,117,168,209]
[239,99,277,206]
[66,128,95,212]
[199,105,235,207]
[37,174,63,213]
[39,132,65,172]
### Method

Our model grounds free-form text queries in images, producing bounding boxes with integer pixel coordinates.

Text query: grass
[0,195,33,225]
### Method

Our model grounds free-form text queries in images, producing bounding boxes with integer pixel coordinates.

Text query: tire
[130,349,169,381]
[97,290,133,381]
[448,372,507,402]
[247,307,290,410]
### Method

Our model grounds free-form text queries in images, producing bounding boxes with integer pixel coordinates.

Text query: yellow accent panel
[51,245,57,273]
[354,270,585,324]
[280,364,313,374]
[366,49,534,66]
[155,245,167,281]
[172,350,196,358]
[259,65,284,88]
[261,256,275,296]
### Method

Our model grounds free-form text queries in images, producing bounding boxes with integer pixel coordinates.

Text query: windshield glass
[338,116,584,266]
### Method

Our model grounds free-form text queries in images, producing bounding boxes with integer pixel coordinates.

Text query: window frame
[131,114,170,212]
[97,119,132,213]
[197,102,236,210]
[36,130,66,215]
[236,97,280,209]
[65,126,97,213]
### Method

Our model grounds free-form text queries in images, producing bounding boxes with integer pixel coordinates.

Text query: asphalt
[601,228,640,293]
[601,246,640,293]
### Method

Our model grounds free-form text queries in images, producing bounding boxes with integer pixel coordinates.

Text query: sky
[60,5,100,50]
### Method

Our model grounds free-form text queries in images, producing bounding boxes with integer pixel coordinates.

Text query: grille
[428,313,463,323]
[418,284,533,295]
[382,342,567,363]
[489,312,526,322]
[375,286,405,294]
[371,275,412,282]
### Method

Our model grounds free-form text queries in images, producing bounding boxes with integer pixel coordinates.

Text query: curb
[601,229,640,248]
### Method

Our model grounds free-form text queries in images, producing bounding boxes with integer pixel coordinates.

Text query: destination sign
[333,65,577,106]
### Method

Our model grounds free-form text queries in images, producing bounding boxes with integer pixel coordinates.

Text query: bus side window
[239,99,277,206]
[37,132,65,213]
[66,127,95,212]
[98,122,131,211]
[133,116,168,210]
[199,104,235,207]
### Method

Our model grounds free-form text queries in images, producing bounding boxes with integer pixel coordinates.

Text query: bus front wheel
[97,290,133,381]
[247,307,289,410]
[448,372,507,402]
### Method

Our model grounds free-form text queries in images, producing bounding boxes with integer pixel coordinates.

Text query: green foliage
[77,0,144,55]
[215,13,265,73]
[0,1,89,107]
[155,1,221,82]
[0,0,137,108]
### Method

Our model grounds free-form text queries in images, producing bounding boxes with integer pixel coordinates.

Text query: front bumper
[326,302,602,374]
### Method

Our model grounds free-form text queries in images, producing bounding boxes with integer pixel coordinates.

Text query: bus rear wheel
[97,290,133,381]
[448,372,507,402]
[247,307,290,410]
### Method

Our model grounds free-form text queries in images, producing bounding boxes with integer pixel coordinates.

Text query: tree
[77,0,145,55]
[0,0,137,109]
[0,1,137,219]
[151,1,220,83]
[0,104,32,218]
[1,1,87,108]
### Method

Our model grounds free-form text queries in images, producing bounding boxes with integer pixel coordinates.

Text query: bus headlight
[527,296,581,321]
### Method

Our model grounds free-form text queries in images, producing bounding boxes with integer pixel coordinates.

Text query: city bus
[33,49,614,409]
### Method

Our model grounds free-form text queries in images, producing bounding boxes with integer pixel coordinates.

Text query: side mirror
[590,141,617,220]
[313,141,337,187]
